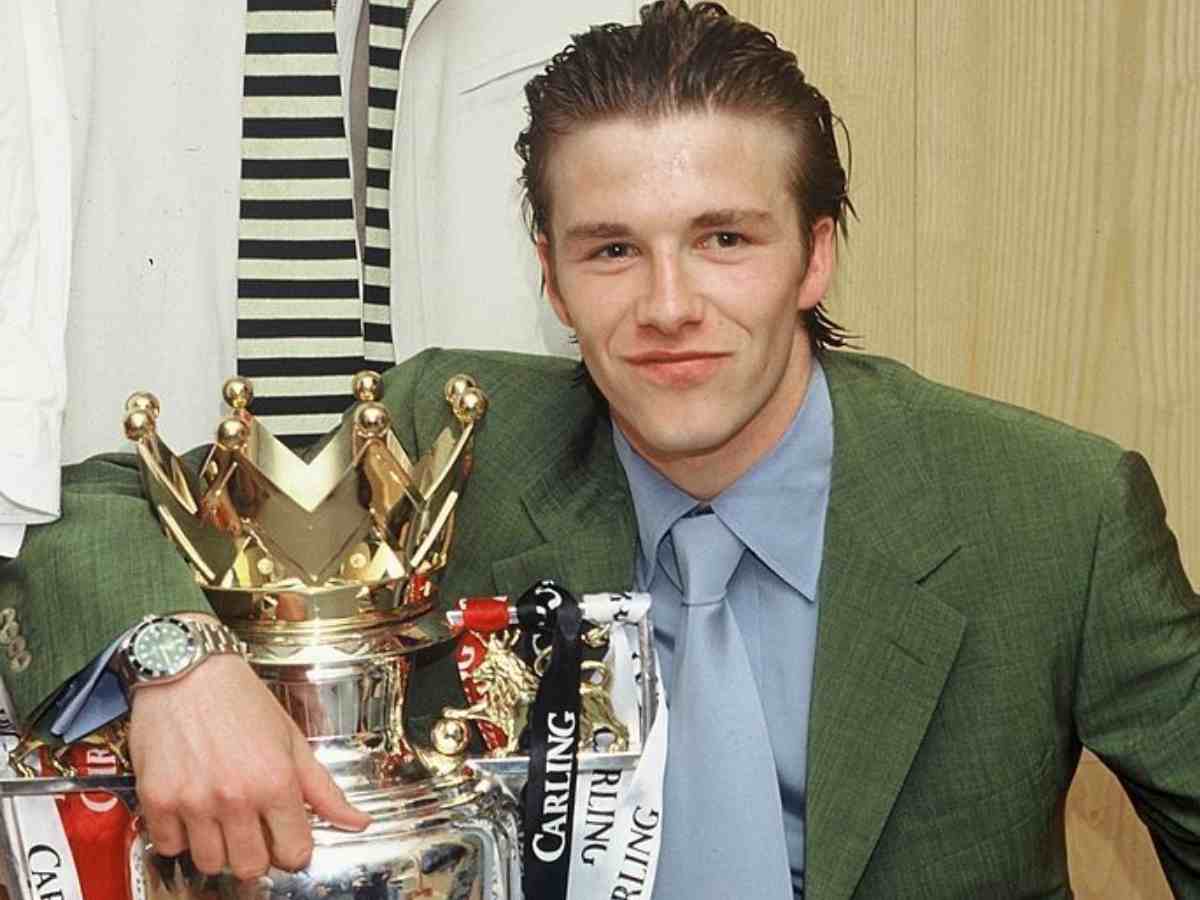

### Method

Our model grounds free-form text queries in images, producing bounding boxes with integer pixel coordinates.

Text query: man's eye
[709,232,744,249]
[596,243,633,260]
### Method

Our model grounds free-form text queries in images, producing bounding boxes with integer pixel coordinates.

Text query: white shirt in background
[0,0,71,557]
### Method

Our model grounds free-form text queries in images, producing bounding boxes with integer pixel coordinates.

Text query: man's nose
[634,253,703,333]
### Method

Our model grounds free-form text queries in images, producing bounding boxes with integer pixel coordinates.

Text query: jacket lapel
[805,354,967,900]
[492,413,638,597]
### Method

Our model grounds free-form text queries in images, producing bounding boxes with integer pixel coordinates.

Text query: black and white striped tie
[237,0,406,448]
[362,1,405,365]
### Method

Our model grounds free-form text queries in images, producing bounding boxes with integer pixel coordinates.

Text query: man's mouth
[624,351,730,386]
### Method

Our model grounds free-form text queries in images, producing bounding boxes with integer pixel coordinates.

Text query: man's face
[538,111,834,495]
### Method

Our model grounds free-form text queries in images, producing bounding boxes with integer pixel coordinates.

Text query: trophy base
[137,768,521,900]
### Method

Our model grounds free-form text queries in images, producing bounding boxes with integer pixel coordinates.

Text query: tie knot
[671,512,743,606]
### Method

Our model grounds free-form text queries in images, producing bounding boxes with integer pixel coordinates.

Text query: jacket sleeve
[1072,451,1200,890]
[0,455,213,725]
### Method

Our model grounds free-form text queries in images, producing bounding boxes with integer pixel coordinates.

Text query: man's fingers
[263,799,316,872]
[222,815,273,881]
[142,810,188,859]
[183,817,226,876]
[293,743,370,831]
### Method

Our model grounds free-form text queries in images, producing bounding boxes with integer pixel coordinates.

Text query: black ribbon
[518,579,584,900]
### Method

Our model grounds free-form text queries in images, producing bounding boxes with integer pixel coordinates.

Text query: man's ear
[797,217,836,312]
[536,234,574,329]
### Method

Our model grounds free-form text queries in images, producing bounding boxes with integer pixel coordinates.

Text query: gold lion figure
[442,627,629,757]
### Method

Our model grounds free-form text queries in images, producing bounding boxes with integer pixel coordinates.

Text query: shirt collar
[612,424,696,590]
[613,360,834,601]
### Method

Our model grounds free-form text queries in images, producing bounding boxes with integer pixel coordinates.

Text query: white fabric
[0,0,72,551]
[0,0,639,551]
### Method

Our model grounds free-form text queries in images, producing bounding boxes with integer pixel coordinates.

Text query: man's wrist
[113,614,249,694]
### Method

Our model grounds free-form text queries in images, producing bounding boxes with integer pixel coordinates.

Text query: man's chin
[616,418,738,465]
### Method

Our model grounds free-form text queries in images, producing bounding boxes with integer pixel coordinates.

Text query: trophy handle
[2,721,138,811]
[0,774,138,813]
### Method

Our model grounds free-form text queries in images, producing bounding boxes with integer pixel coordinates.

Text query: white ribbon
[563,593,668,900]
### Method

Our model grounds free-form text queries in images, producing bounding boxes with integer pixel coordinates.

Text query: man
[4,2,1200,897]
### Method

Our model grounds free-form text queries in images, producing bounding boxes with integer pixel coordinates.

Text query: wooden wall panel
[725,0,918,364]
[1066,755,1172,898]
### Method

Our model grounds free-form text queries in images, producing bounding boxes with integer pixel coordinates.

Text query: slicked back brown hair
[516,0,856,352]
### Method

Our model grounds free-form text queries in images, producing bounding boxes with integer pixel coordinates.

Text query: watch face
[130,620,196,678]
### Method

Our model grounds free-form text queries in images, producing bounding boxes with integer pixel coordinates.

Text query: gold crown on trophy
[121,371,487,631]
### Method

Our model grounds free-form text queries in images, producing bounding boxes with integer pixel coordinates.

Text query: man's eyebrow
[562,222,633,243]
[692,208,774,229]
[561,209,774,243]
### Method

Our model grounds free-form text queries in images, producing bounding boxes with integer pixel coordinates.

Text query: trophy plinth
[122,372,521,900]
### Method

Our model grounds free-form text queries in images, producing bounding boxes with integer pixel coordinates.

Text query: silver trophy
[3,371,521,900]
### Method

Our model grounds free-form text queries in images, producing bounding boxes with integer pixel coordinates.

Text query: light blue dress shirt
[613,361,833,897]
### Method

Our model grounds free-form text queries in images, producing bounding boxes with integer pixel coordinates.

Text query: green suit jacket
[4,349,1199,898]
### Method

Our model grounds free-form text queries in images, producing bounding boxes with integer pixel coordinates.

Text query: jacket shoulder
[825,351,1126,479]
[382,348,597,470]
[386,348,579,397]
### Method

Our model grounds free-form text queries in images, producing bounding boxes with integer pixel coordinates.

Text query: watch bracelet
[191,619,249,659]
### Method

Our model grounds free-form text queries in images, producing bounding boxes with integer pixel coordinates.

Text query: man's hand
[128,653,371,879]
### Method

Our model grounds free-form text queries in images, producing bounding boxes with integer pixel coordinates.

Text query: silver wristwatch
[115,615,249,692]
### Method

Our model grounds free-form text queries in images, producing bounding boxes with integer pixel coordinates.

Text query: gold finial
[452,386,488,424]
[216,416,250,452]
[355,402,391,439]
[352,370,383,403]
[431,718,469,757]
[222,377,254,411]
[123,409,156,442]
[124,391,160,418]
[444,374,477,406]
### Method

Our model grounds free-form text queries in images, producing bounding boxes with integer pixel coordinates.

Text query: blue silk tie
[654,511,793,899]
